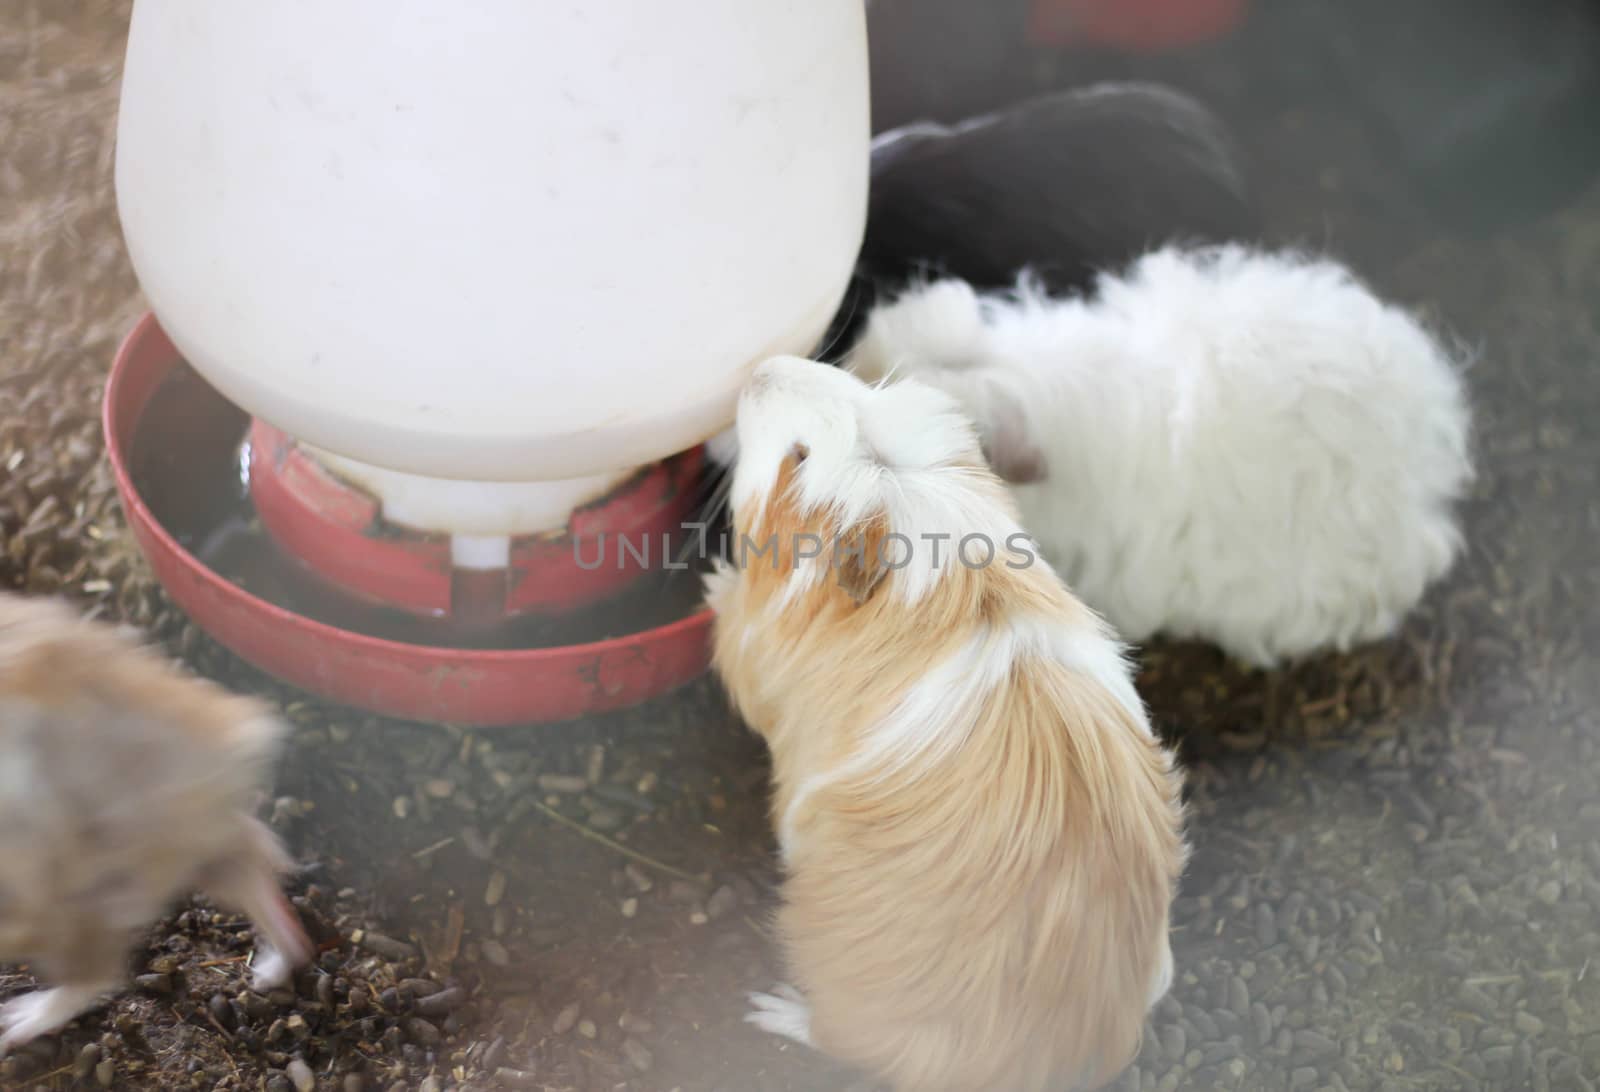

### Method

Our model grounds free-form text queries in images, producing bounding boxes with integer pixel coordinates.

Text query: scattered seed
[459,826,493,860]
[623,1037,654,1071]
[134,972,173,994]
[355,931,418,961]
[1256,904,1279,947]
[619,1012,655,1034]
[405,1018,442,1046]
[592,783,657,813]
[1228,975,1250,1015]
[706,885,740,920]
[1253,1003,1274,1047]
[74,1043,101,1081]
[484,870,508,907]
[1458,983,1499,1019]
[667,880,705,903]
[1287,1028,1336,1063]
[415,986,466,1017]
[480,1035,508,1071]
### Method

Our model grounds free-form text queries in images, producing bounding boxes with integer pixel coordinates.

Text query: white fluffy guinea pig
[704,355,1188,1092]
[844,243,1477,668]
[0,592,312,1054]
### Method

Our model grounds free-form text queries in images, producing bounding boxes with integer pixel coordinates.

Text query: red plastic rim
[248,417,704,619]
[1027,0,1248,51]
[102,312,715,727]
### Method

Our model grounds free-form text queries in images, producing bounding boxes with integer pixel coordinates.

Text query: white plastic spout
[449,534,512,572]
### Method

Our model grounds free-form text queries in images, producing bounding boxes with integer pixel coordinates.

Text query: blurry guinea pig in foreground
[0,593,311,1054]
[704,356,1188,1091]
[846,242,1476,668]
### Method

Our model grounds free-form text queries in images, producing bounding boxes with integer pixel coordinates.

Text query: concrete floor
[2,2,1598,1090]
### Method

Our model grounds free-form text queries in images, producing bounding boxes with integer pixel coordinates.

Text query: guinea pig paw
[701,556,737,611]
[248,948,295,993]
[0,985,108,1055]
[745,984,813,1047]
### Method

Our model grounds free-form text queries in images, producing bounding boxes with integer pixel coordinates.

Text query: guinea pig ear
[981,427,1048,484]
[975,389,1049,484]
[833,524,890,605]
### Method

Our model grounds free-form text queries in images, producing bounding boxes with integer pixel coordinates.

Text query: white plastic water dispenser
[114,0,870,570]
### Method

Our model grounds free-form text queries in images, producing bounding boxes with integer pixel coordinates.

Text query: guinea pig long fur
[861,81,1259,298]
[0,593,311,1054]
[705,356,1188,1091]
[845,243,1477,668]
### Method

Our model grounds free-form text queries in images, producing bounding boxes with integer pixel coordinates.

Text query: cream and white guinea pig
[704,355,1188,1092]
[0,592,311,1055]
[842,242,1477,668]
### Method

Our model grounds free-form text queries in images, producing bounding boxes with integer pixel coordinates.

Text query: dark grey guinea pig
[856,81,1260,299]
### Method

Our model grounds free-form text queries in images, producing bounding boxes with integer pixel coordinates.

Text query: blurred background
[867,0,1600,242]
